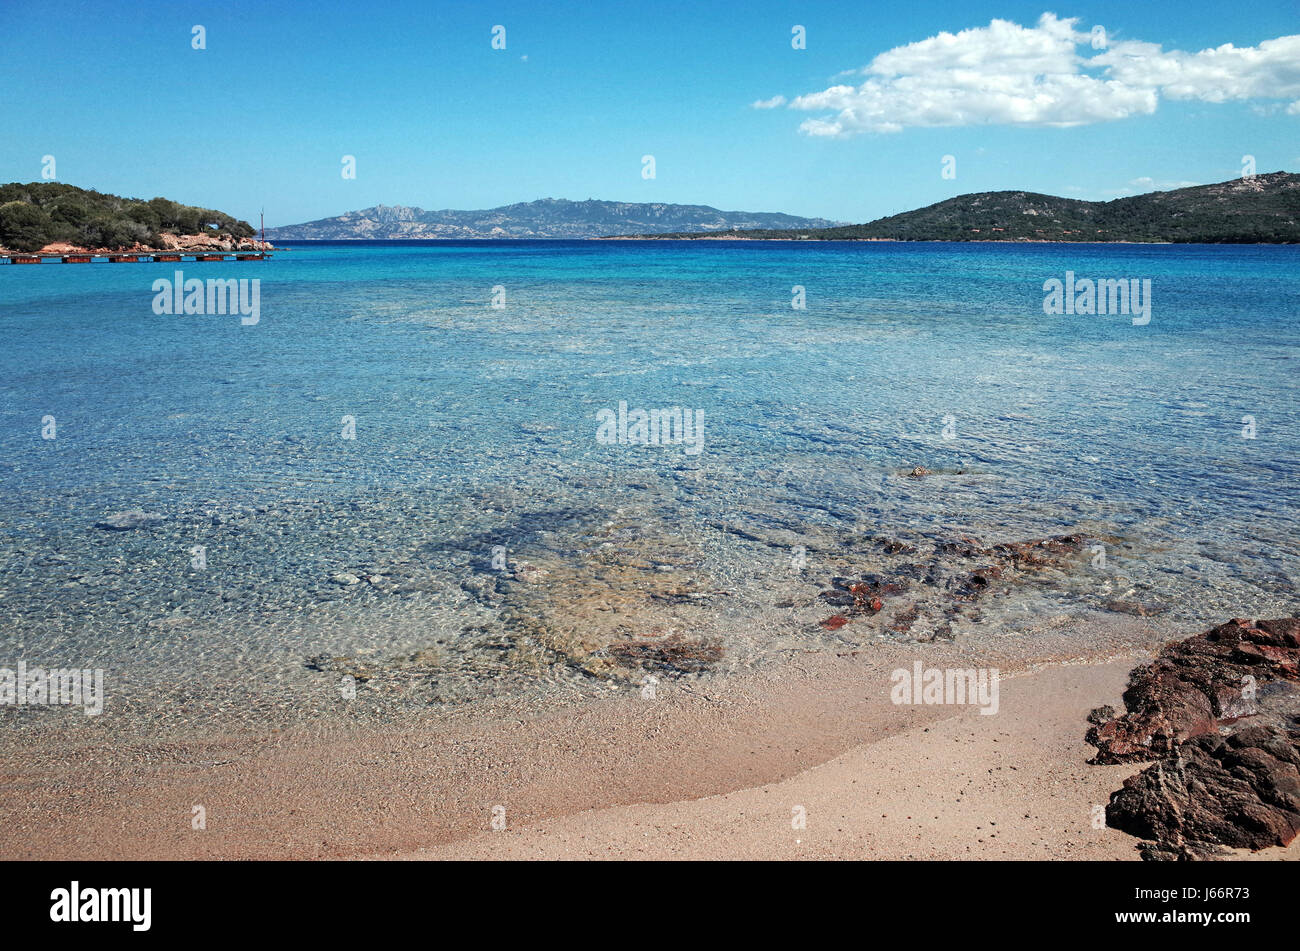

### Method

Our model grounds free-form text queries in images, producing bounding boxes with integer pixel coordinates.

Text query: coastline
[594,235,1187,244]
[398,657,1151,860]
[2,236,1296,863]
[11,611,1294,862]
[6,0,1300,915]
[405,650,1300,861]
[0,235,273,258]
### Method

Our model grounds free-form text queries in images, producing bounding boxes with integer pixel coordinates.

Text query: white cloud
[1095,34,1300,103]
[770,13,1300,136]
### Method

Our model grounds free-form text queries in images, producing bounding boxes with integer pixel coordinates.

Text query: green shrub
[0,201,53,251]
[125,203,161,231]
[0,182,256,249]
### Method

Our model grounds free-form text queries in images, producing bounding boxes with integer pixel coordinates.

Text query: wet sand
[5,611,1297,861]
[401,658,1148,860]
[411,656,1300,861]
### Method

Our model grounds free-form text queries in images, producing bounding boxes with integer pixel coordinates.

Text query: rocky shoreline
[1088,616,1300,860]
[1,231,272,257]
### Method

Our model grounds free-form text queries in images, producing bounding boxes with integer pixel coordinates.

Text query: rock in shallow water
[813,532,1088,638]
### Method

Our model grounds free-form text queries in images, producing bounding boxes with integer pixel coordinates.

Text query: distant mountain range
[625,173,1300,243]
[265,198,843,240]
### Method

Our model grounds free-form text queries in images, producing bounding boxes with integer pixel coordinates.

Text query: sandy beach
[8,609,1293,862]
[399,657,1149,860]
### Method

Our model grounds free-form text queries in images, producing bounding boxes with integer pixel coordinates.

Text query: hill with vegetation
[622,173,1300,243]
[0,182,256,252]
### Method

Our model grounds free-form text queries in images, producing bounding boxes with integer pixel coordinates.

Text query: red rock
[1088,616,1300,859]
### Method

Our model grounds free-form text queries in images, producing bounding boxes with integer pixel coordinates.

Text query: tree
[147,197,183,230]
[0,201,53,251]
[125,202,161,231]
[49,199,91,226]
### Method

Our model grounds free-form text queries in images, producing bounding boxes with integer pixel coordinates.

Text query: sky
[1,0,1297,227]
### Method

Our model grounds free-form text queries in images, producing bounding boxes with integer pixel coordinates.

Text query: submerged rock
[989,533,1087,567]
[606,633,722,677]
[810,531,1090,639]
[1087,617,1300,859]
[1102,599,1169,617]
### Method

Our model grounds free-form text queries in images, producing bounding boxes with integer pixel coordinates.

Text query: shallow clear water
[1,240,1297,717]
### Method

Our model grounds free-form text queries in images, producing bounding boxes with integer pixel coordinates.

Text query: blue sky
[1,0,1297,226]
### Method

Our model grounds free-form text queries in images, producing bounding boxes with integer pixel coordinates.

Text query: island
[608,172,1300,244]
[0,183,271,256]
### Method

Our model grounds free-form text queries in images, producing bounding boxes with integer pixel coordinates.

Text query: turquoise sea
[1,240,1297,720]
